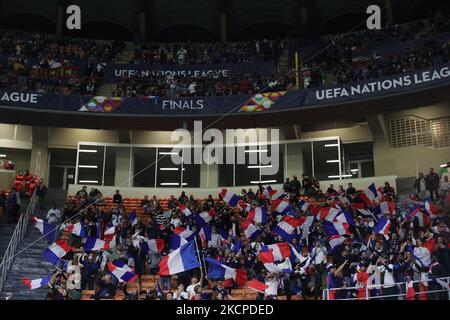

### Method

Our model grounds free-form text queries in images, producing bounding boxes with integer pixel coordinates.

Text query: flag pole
[194,236,207,279]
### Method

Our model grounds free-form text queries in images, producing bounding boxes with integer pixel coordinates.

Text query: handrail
[322,276,450,300]
[0,191,38,293]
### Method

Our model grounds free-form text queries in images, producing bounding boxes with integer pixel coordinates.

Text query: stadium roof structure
[0,0,447,41]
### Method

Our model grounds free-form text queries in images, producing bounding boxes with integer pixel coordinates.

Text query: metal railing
[322,276,450,300]
[0,192,38,293]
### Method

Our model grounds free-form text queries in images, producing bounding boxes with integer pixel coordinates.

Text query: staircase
[44,188,68,211]
[0,208,54,300]
[0,224,15,262]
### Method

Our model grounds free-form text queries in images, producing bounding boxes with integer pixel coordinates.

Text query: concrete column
[286,143,304,179]
[114,148,131,187]
[30,127,50,182]
[385,0,394,26]
[56,3,64,37]
[200,163,219,188]
[220,12,227,43]
[139,12,147,43]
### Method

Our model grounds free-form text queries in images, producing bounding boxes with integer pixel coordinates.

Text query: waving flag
[316,207,340,222]
[424,201,438,217]
[263,258,293,273]
[31,216,57,243]
[272,199,293,215]
[298,200,310,212]
[198,210,214,224]
[242,219,261,241]
[407,205,430,227]
[247,207,267,225]
[259,243,291,263]
[179,204,193,217]
[373,216,391,239]
[298,216,315,239]
[220,189,240,207]
[141,239,165,254]
[240,202,252,213]
[108,261,138,283]
[85,237,109,251]
[66,221,86,238]
[43,240,71,265]
[104,226,116,242]
[265,186,286,200]
[274,216,301,242]
[170,226,195,249]
[247,279,269,293]
[413,239,435,268]
[324,220,350,236]
[217,227,230,244]
[22,275,51,290]
[128,210,138,226]
[206,257,247,287]
[158,240,200,276]
[329,235,346,251]
[365,183,379,202]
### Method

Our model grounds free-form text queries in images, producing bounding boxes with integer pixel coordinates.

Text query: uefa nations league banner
[104,61,277,81]
[0,64,449,115]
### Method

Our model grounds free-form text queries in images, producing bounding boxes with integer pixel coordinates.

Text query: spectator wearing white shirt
[47,204,61,224]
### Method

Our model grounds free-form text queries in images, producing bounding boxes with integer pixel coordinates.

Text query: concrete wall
[374,139,449,178]
[301,124,373,144]
[68,175,397,198]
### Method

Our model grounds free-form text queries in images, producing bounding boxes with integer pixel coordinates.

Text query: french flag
[242,219,261,241]
[107,261,138,283]
[179,204,193,217]
[217,227,230,244]
[329,235,346,251]
[31,216,57,243]
[43,240,71,265]
[219,189,240,207]
[334,210,355,227]
[240,202,252,213]
[158,240,201,276]
[22,275,51,290]
[365,183,379,202]
[265,186,286,200]
[206,257,247,287]
[197,220,212,242]
[298,200,310,212]
[274,216,301,242]
[412,239,435,268]
[85,237,109,251]
[141,239,165,254]
[316,207,341,222]
[407,205,430,227]
[357,208,374,217]
[298,216,315,238]
[66,221,86,238]
[373,216,391,239]
[104,226,116,242]
[198,210,214,224]
[374,201,395,216]
[247,207,267,225]
[263,258,293,273]
[324,220,350,236]
[424,201,438,217]
[247,279,269,293]
[128,210,138,226]
[259,242,291,263]
[170,226,194,249]
[272,199,293,215]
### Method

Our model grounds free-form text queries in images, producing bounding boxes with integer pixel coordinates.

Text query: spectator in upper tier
[414,172,428,200]
[290,175,301,196]
[326,184,337,196]
[301,174,311,196]
[346,183,356,195]
[426,168,440,202]
[383,182,396,197]
[76,186,88,198]
[113,190,123,204]
[283,178,291,194]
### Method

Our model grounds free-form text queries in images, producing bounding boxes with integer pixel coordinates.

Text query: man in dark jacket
[426,168,440,201]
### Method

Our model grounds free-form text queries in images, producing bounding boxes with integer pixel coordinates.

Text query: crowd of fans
[29,167,450,300]
[0,30,125,94]
[132,39,285,65]
[301,10,450,87]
